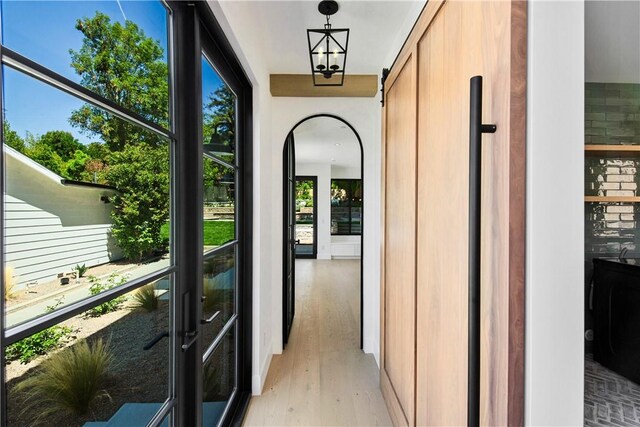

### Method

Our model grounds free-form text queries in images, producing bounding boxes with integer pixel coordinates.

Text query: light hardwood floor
[243,259,392,426]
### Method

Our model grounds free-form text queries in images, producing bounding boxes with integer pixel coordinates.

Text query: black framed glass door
[295,176,317,259]
[0,2,252,426]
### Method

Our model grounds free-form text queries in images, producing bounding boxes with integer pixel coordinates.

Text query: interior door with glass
[199,31,242,427]
[283,133,296,346]
[295,176,317,259]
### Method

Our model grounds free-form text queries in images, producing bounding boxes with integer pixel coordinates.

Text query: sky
[1,0,224,145]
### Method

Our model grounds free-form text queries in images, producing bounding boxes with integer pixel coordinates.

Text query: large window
[0,2,252,426]
[330,179,362,235]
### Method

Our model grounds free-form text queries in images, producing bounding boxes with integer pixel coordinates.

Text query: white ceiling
[216,0,426,74]
[293,116,361,168]
[586,1,640,83]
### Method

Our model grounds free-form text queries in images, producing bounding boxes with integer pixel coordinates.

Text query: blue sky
[1,0,224,145]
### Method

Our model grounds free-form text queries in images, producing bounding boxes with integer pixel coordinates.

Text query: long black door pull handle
[468,75,497,427]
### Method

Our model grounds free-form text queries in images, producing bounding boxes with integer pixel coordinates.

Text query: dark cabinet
[593,258,640,384]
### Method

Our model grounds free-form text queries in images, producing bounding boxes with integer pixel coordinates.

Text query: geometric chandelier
[307,0,349,86]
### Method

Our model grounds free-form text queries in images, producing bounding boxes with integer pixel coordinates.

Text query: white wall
[296,162,332,259]
[270,97,382,363]
[526,1,584,425]
[4,148,120,287]
[585,1,640,83]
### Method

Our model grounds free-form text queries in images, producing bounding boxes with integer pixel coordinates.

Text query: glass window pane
[0,1,170,128]
[202,245,236,348]
[3,68,171,328]
[203,158,236,252]
[202,56,236,165]
[203,325,236,427]
[5,275,172,426]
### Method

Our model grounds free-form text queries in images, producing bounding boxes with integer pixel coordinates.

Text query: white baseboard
[363,336,380,368]
[252,345,273,395]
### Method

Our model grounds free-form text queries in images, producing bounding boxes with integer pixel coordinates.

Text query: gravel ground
[5,299,170,427]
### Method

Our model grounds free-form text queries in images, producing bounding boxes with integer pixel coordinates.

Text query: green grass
[161,221,235,246]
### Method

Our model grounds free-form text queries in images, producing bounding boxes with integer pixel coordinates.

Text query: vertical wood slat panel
[380,1,526,425]
[380,52,417,427]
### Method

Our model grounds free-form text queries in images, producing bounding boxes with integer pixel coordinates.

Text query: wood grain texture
[380,0,527,425]
[584,196,640,203]
[270,74,378,97]
[508,1,527,425]
[381,52,416,427]
[243,260,391,426]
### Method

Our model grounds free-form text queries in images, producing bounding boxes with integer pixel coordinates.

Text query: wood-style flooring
[243,259,392,426]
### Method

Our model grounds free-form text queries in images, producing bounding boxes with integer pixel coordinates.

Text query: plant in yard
[75,263,88,278]
[85,274,127,317]
[133,284,159,312]
[4,266,16,300]
[5,326,74,364]
[15,338,112,421]
[45,296,65,313]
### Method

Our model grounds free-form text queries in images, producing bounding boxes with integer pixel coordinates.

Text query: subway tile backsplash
[585,82,640,293]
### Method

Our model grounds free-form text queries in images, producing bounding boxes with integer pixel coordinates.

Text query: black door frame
[295,175,318,259]
[150,2,254,425]
[282,114,365,349]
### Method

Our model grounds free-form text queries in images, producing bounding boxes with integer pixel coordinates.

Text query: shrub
[132,284,159,312]
[105,144,170,261]
[75,263,88,278]
[15,338,112,421]
[85,274,127,317]
[4,266,16,300]
[5,326,74,364]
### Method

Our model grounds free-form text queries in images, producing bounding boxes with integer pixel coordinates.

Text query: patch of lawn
[161,221,235,246]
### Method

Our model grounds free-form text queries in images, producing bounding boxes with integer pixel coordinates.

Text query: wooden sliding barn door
[380,1,526,425]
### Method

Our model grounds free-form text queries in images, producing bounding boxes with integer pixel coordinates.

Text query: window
[1,2,252,426]
[331,179,362,235]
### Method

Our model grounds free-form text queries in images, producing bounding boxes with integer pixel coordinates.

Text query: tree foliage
[105,144,169,261]
[3,120,26,153]
[203,85,235,156]
[69,12,169,151]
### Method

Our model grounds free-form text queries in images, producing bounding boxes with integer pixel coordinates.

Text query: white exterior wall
[526,1,585,425]
[4,148,121,287]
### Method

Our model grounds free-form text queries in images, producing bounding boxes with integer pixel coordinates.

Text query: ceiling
[216,0,426,74]
[293,116,361,168]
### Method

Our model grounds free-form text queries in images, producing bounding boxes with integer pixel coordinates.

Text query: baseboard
[317,253,331,260]
[251,346,273,395]
[363,337,380,368]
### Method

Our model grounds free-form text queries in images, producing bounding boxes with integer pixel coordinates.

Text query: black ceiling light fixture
[307,0,349,86]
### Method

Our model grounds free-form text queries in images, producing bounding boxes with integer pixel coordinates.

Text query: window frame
[330,178,362,236]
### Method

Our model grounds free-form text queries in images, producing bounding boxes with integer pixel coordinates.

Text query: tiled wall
[585,83,640,260]
[585,82,640,346]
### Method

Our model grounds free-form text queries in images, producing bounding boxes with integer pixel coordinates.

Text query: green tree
[39,130,83,161]
[63,150,91,181]
[203,85,235,156]
[27,142,65,176]
[105,144,169,261]
[69,12,169,151]
[3,120,25,153]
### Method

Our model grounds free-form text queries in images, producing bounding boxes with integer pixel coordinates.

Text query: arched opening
[282,114,364,349]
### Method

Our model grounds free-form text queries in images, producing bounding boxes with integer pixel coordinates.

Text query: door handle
[201,310,221,324]
[468,75,496,427]
[181,330,199,351]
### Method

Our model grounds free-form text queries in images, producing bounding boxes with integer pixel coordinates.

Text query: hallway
[243,259,391,426]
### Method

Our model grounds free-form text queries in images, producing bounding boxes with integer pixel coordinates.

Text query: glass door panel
[202,326,236,427]
[200,49,239,426]
[295,177,317,258]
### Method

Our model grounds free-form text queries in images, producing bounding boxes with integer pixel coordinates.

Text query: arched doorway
[282,114,364,349]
